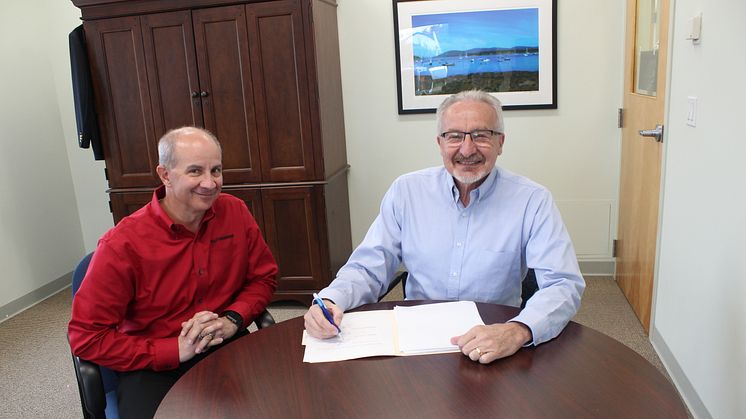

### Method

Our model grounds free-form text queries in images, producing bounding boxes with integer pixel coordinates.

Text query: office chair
[378,269,538,307]
[69,252,276,419]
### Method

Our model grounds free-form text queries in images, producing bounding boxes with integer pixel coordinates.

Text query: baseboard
[650,325,712,419]
[578,260,615,276]
[0,273,71,324]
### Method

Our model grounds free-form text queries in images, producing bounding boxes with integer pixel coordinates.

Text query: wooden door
[616,0,670,332]
[141,11,204,140]
[223,187,265,234]
[247,0,317,182]
[110,189,154,224]
[85,17,158,188]
[192,5,263,184]
[261,186,326,292]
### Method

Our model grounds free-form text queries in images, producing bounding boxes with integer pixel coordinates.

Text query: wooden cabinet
[75,0,351,304]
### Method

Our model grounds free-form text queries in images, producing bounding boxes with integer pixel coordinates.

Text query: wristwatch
[222,310,244,330]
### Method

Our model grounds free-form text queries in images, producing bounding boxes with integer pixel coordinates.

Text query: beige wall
[338,1,625,265]
[0,1,92,310]
[652,1,746,417]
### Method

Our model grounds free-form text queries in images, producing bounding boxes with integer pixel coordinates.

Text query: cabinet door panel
[261,187,324,289]
[193,5,262,183]
[248,1,316,181]
[85,17,158,187]
[222,188,264,234]
[110,190,154,224]
[141,11,204,138]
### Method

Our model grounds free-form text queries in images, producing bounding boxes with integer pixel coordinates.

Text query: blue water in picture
[414,53,538,78]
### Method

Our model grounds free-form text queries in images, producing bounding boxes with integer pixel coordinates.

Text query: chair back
[70,252,119,419]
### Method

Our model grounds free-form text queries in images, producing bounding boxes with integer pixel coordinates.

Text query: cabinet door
[110,190,154,224]
[85,17,159,188]
[192,6,263,184]
[141,11,204,139]
[222,188,264,234]
[261,186,326,290]
[247,0,317,182]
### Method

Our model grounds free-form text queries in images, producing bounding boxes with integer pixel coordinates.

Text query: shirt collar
[445,166,500,205]
[150,185,216,233]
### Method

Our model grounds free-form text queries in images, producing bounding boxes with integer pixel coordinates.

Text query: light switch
[686,96,697,127]
[686,13,702,42]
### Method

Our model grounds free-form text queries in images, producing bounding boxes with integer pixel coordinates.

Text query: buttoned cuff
[152,337,180,371]
[318,288,351,312]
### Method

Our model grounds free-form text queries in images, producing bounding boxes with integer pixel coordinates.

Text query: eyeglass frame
[438,129,503,147]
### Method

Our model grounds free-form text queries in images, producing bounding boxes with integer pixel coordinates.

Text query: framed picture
[393,0,557,114]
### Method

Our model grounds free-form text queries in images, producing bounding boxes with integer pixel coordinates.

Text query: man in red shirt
[68,127,278,418]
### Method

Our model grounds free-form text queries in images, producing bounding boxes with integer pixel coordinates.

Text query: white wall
[0,1,89,309]
[653,1,746,418]
[48,1,114,253]
[337,1,625,264]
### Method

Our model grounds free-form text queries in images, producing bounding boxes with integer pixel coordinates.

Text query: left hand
[450,322,532,364]
[181,313,239,355]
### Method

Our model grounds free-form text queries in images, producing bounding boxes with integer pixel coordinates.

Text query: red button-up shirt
[68,187,278,371]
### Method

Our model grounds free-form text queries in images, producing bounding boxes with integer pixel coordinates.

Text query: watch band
[223,310,244,330]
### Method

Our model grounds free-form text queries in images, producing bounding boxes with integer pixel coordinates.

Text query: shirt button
[452,271,458,276]
[461,213,467,217]
[456,242,463,247]
[198,268,205,276]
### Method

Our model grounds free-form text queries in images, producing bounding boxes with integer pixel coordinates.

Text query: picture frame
[393,0,557,114]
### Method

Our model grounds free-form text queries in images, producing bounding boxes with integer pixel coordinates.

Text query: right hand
[178,311,221,362]
[303,301,344,339]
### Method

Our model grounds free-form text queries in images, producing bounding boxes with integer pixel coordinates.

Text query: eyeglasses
[439,130,501,147]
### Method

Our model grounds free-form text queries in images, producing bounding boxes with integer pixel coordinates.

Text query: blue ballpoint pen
[312,292,341,334]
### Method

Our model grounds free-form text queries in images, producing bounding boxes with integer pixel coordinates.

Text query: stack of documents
[302,301,484,363]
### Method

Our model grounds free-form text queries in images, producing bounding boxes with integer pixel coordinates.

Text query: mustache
[453,152,485,164]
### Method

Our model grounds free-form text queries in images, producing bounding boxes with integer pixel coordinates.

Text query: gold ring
[475,347,482,356]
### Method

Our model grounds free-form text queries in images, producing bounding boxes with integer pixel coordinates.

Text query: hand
[303,300,343,339]
[450,322,532,364]
[178,311,236,362]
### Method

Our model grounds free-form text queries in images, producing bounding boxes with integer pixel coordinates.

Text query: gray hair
[435,90,504,135]
[158,126,221,168]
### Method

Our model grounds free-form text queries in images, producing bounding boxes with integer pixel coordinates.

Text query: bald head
[158,127,222,169]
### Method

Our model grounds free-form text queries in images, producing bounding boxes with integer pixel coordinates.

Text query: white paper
[302,310,396,363]
[394,301,485,354]
[302,301,487,363]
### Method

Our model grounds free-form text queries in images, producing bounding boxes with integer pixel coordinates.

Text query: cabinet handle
[191,91,199,98]
[200,91,209,97]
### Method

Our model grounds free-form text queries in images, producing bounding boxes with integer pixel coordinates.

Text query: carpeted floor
[0,277,668,418]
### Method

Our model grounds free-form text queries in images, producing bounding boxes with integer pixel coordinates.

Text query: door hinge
[104,167,109,180]
[617,108,624,128]
[612,239,618,257]
[108,201,113,213]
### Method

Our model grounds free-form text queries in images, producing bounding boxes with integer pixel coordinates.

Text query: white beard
[453,170,488,185]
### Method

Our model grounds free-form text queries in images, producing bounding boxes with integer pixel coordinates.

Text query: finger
[200,319,226,335]
[327,304,344,325]
[193,311,219,324]
[304,307,338,338]
[180,319,194,337]
[455,326,480,348]
[195,332,215,353]
[187,313,219,344]
[479,350,500,364]
[469,348,481,362]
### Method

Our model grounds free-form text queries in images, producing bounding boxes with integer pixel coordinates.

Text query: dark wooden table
[155,301,688,418]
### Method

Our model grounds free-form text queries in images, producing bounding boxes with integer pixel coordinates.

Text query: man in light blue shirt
[305,90,585,364]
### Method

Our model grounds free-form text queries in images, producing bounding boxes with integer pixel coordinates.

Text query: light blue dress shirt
[320,166,585,345]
